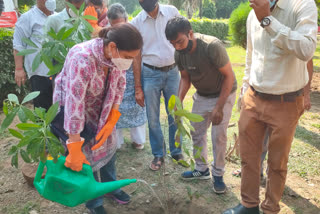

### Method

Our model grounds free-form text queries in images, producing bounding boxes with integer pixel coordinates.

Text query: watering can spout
[34,156,137,207]
[91,179,137,199]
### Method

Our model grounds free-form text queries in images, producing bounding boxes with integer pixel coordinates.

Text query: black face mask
[139,0,158,13]
[177,40,193,54]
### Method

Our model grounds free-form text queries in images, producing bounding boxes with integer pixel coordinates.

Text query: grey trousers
[191,91,236,176]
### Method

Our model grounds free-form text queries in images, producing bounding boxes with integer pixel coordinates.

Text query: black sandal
[149,157,164,171]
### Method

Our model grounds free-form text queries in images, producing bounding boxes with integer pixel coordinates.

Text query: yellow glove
[92,109,121,151]
[65,138,90,172]
[83,6,98,29]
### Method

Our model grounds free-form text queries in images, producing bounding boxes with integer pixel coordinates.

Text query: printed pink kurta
[53,38,126,171]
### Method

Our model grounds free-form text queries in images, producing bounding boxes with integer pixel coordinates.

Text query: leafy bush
[228,2,252,48]
[109,0,139,14]
[216,0,246,19]
[201,0,216,19]
[0,28,30,107]
[190,18,229,41]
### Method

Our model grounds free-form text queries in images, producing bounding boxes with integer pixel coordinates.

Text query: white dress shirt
[44,8,71,33]
[243,0,317,95]
[130,4,179,67]
[13,6,49,78]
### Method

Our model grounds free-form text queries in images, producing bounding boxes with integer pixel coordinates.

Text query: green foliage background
[0,28,30,107]
[190,18,229,41]
[228,2,252,49]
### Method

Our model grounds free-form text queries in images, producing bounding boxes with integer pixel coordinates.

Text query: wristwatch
[260,16,271,28]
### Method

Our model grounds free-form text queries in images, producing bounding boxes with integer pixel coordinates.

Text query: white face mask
[111,49,133,71]
[68,8,77,18]
[45,0,56,12]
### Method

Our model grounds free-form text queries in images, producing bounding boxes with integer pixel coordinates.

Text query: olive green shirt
[175,33,237,97]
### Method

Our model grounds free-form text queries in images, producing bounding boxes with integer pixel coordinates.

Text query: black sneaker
[213,176,226,194]
[105,190,130,204]
[181,168,211,180]
[88,205,107,214]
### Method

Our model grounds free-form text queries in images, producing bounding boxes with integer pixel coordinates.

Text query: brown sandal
[149,157,164,171]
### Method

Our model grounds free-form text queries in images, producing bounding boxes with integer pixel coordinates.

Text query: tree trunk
[199,0,203,19]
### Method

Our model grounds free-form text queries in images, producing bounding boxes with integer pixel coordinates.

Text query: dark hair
[107,3,128,20]
[99,23,143,51]
[89,0,103,6]
[165,16,192,41]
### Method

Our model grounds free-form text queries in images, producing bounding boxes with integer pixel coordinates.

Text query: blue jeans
[142,65,182,157]
[85,154,120,209]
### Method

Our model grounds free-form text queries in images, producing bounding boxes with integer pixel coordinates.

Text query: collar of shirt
[34,5,49,17]
[276,0,288,10]
[92,38,115,68]
[141,4,165,22]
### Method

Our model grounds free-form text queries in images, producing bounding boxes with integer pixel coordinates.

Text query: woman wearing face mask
[53,23,143,214]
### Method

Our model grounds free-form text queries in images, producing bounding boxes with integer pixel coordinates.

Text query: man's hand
[210,106,224,125]
[15,68,27,87]
[249,0,271,22]
[135,86,145,107]
[304,91,311,110]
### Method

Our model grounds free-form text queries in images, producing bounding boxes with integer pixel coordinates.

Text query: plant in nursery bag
[16,2,97,76]
[1,92,64,167]
[167,95,206,170]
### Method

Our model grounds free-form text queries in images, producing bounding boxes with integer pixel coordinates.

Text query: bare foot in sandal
[149,157,164,171]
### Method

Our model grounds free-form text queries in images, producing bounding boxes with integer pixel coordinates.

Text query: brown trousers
[239,87,304,214]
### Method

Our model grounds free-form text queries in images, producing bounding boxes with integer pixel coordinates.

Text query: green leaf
[20,149,31,163]
[201,156,207,164]
[18,108,28,123]
[47,63,64,76]
[168,95,176,112]
[8,129,23,139]
[11,152,19,168]
[17,49,37,56]
[82,19,94,33]
[35,107,46,119]
[175,141,180,148]
[21,38,38,48]
[0,107,19,133]
[182,144,190,157]
[175,95,183,110]
[32,52,42,72]
[184,112,204,122]
[178,159,190,168]
[77,31,84,41]
[8,94,19,104]
[174,109,189,117]
[45,102,59,124]
[61,27,75,40]
[16,123,41,130]
[8,145,18,155]
[194,148,202,159]
[79,2,85,14]
[3,102,8,115]
[21,91,40,104]
[21,106,37,122]
[41,54,53,70]
[57,27,67,40]
[190,159,195,171]
[82,15,98,20]
[66,2,79,16]
[47,28,58,40]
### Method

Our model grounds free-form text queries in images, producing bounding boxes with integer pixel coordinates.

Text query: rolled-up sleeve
[13,14,31,51]
[114,70,126,105]
[265,1,317,61]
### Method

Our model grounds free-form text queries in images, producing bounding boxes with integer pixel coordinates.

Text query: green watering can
[33,156,137,207]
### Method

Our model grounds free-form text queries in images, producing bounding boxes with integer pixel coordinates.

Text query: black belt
[143,63,176,72]
[250,86,303,102]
